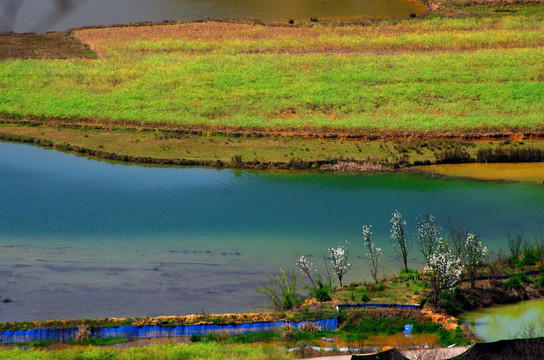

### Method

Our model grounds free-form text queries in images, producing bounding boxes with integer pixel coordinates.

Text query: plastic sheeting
[0,328,77,343]
[0,318,338,343]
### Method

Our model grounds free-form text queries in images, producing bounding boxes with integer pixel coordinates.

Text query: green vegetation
[1,4,544,134]
[0,343,289,360]
[2,4,544,169]
[502,273,530,290]
[312,278,333,302]
[3,340,55,349]
[190,311,468,347]
[2,49,543,132]
[69,337,131,346]
[255,268,303,311]
[6,124,544,170]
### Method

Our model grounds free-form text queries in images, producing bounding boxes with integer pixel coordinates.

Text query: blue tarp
[402,324,413,334]
[0,318,338,344]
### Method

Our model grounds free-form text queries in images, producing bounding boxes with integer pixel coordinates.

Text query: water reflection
[1,0,85,33]
[4,0,426,34]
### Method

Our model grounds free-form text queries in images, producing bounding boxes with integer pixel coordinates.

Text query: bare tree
[507,230,524,261]
[446,216,472,258]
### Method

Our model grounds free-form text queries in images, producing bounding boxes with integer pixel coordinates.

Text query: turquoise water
[1,141,544,321]
[461,298,544,341]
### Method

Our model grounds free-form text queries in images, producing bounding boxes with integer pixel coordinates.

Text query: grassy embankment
[1,2,544,169]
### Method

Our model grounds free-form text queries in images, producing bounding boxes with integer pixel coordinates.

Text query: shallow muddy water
[5,0,426,34]
[418,163,544,185]
[1,141,544,321]
[460,298,544,341]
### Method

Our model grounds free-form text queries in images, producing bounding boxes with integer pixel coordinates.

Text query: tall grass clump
[477,147,544,163]
[255,268,302,311]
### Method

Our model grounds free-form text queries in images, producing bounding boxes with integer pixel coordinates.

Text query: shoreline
[2,124,544,179]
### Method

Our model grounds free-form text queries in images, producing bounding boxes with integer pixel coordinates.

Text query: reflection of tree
[0,0,23,33]
[0,0,84,33]
[467,300,544,341]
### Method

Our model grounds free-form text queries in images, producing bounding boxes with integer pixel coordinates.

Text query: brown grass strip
[0,32,96,60]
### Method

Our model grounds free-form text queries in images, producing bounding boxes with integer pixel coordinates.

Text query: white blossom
[390,210,411,272]
[329,242,351,287]
[416,213,441,267]
[462,233,487,288]
[363,225,381,284]
[296,255,317,288]
[425,237,463,308]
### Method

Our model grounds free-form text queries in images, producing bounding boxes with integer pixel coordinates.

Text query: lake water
[1,141,544,321]
[461,298,544,341]
[3,0,426,34]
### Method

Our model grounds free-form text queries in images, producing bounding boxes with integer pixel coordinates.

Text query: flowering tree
[416,213,441,267]
[425,238,463,308]
[329,242,351,287]
[462,233,487,289]
[362,225,381,284]
[296,255,317,289]
[390,210,411,273]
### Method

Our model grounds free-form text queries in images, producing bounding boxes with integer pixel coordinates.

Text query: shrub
[255,268,302,311]
[438,326,470,347]
[537,274,544,288]
[279,325,299,342]
[360,292,371,302]
[477,147,544,163]
[521,247,543,266]
[436,149,472,164]
[400,268,420,281]
[313,278,332,302]
[204,333,225,343]
[300,322,321,334]
[74,325,91,343]
[439,289,467,316]
[502,273,529,290]
[190,334,203,342]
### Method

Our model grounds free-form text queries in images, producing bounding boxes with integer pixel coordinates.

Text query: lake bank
[2,2,544,176]
[3,124,544,182]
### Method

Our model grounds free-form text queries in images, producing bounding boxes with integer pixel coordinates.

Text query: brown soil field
[74,20,544,58]
[0,32,96,60]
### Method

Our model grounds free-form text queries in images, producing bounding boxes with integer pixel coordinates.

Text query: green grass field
[0,343,289,360]
[1,4,543,133]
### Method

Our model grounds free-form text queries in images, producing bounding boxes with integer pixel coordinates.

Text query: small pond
[461,298,544,342]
